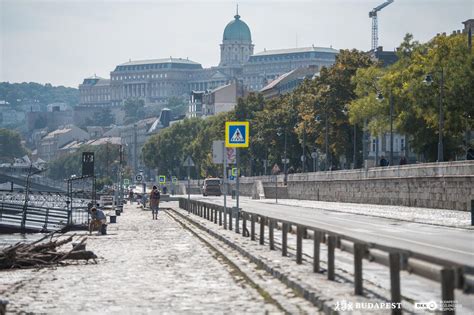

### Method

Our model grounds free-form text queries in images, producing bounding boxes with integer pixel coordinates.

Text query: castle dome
[223,13,251,42]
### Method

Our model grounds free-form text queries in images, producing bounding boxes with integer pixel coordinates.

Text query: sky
[0,0,472,88]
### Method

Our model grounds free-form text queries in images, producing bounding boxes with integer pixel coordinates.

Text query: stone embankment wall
[227,161,474,211]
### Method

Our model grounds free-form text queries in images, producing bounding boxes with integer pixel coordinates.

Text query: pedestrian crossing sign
[159,175,166,184]
[225,121,249,148]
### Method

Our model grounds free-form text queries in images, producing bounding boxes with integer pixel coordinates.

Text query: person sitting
[379,156,389,167]
[89,207,107,235]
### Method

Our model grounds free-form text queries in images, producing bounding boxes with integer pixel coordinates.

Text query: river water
[0,233,44,249]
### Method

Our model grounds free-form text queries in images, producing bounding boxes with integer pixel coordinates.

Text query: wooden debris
[0,233,97,269]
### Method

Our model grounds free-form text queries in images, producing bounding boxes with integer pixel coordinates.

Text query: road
[188,195,474,267]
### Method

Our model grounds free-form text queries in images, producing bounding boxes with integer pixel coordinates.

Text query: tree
[295,49,374,169]
[123,98,145,124]
[166,96,188,116]
[47,143,121,180]
[0,129,28,163]
[350,33,474,161]
[0,82,78,107]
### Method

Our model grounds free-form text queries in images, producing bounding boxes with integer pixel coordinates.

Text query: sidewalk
[1,204,275,313]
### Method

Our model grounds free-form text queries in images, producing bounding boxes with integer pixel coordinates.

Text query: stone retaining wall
[228,161,474,211]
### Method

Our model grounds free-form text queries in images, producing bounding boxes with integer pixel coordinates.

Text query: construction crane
[369,0,394,50]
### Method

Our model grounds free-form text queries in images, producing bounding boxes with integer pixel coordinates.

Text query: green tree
[0,128,28,162]
[47,143,121,180]
[123,98,145,124]
[350,33,474,161]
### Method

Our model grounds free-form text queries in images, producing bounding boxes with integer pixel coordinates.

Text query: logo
[225,121,249,148]
[415,301,438,311]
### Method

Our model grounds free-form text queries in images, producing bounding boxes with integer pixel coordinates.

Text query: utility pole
[302,122,306,172]
[133,124,138,173]
[389,93,394,165]
[438,69,444,162]
[353,123,357,169]
[325,110,329,171]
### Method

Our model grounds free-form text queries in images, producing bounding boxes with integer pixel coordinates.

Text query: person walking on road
[150,185,161,220]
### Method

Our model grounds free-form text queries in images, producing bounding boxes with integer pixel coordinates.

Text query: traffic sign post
[183,156,195,205]
[225,121,249,234]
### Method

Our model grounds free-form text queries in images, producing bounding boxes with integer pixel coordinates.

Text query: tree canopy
[0,82,79,107]
[0,128,28,163]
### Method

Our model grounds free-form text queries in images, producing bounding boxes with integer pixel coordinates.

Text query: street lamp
[315,114,329,171]
[376,91,394,165]
[277,128,288,185]
[423,70,445,162]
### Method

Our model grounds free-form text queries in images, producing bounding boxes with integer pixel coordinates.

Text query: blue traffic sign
[225,121,249,148]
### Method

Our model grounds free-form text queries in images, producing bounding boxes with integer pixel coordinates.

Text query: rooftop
[119,57,200,66]
[253,46,339,57]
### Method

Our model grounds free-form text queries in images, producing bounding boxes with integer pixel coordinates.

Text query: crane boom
[369,0,394,50]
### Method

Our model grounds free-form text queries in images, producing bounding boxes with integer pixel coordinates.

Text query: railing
[0,192,90,232]
[178,198,473,315]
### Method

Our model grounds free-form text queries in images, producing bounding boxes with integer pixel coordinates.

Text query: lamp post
[376,91,394,165]
[423,70,445,162]
[277,128,288,185]
[315,114,329,171]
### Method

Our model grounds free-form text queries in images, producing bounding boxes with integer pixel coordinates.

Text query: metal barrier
[0,191,90,232]
[179,198,472,315]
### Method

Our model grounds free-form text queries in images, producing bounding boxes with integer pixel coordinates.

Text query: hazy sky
[1,0,472,88]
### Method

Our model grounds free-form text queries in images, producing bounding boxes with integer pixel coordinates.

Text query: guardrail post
[229,208,233,231]
[269,219,274,250]
[282,223,288,257]
[354,243,366,295]
[236,209,240,234]
[242,213,247,237]
[259,216,265,245]
[441,268,455,315]
[296,225,303,264]
[251,214,255,241]
[219,207,222,226]
[223,207,227,229]
[471,199,473,226]
[327,235,336,281]
[389,252,402,315]
[210,206,214,221]
[214,207,217,224]
[313,230,321,272]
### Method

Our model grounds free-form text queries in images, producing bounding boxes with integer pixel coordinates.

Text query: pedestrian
[399,156,408,165]
[162,186,167,194]
[150,185,161,220]
[379,156,389,167]
[89,207,107,235]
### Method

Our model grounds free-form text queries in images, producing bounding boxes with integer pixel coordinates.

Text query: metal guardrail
[179,198,472,315]
[0,192,90,232]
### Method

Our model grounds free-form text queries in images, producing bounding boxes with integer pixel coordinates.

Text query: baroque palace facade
[79,10,339,107]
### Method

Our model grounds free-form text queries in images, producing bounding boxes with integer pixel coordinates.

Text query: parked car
[202,178,221,196]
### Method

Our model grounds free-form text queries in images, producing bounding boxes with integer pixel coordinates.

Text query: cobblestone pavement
[1,204,280,314]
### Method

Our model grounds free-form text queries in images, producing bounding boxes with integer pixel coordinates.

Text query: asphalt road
[188,195,474,267]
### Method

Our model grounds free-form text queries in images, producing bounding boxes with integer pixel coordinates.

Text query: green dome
[223,14,251,41]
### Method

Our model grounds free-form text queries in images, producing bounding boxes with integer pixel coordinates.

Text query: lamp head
[423,74,433,86]
[376,92,384,102]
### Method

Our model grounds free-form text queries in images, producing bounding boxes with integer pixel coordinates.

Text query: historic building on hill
[78,9,339,107]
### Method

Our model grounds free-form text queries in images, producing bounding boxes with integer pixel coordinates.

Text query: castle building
[78,9,339,108]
